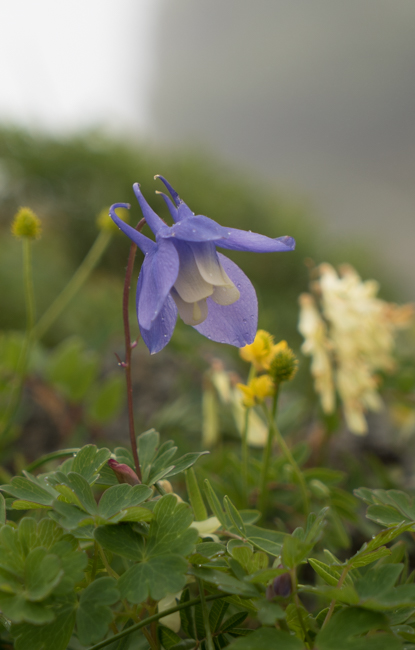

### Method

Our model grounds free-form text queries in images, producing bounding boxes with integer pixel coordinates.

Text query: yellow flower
[240,330,277,371]
[237,374,275,408]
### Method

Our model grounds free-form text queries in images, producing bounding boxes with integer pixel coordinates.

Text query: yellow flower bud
[269,340,298,384]
[237,374,275,408]
[11,207,42,240]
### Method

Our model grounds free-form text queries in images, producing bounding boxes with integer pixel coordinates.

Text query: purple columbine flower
[109,177,295,354]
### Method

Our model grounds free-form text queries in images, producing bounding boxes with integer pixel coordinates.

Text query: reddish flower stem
[121,218,146,481]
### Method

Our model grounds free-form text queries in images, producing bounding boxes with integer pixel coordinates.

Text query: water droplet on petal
[242,318,247,324]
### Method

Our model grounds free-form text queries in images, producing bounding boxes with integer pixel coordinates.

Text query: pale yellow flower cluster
[299,263,414,435]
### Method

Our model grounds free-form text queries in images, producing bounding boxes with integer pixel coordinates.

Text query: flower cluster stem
[271,417,309,516]
[33,230,112,341]
[23,239,36,334]
[258,388,279,515]
[259,387,309,517]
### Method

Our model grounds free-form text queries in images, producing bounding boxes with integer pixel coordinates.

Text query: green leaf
[224,496,246,537]
[55,472,98,514]
[189,567,259,598]
[148,446,178,484]
[308,558,352,587]
[356,564,403,601]
[299,584,359,605]
[352,522,414,564]
[12,602,76,650]
[194,602,206,640]
[1,475,57,507]
[97,495,198,604]
[11,500,51,511]
[97,484,152,520]
[179,588,195,639]
[71,445,112,482]
[282,535,312,569]
[204,479,227,528]
[209,599,229,632]
[195,542,226,558]
[228,627,304,649]
[256,600,285,625]
[164,452,209,479]
[158,624,182,650]
[185,468,208,521]
[286,602,316,639]
[366,505,411,526]
[0,593,55,624]
[0,493,5,524]
[315,607,401,650]
[25,548,63,601]
[137,429,160,483]
[221,611,248,631]
[347,546,391,569]
[170,640,198,650]
[245,524,285,557]
[76,576,119,645]
[246,567,288,584]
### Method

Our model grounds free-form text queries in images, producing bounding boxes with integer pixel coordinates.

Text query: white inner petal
[174,244,214,303]
[191,242,234,286]
[211,284,240,306]
[171,289,208,326]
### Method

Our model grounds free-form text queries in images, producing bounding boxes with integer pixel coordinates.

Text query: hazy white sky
[0,0,160,134]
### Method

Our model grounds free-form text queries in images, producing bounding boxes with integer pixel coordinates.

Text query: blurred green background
[0,125,406,467]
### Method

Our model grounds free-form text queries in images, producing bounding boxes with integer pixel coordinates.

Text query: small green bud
[269,341,298,384]
[309,479,331,499]
[11,207,42,239]
[96,206,129,233]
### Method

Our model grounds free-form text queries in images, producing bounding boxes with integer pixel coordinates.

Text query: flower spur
[110,177,295,353]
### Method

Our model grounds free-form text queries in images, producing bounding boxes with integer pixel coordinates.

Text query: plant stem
[322,566,349,628]
[87,593,225,650]
[0,239,36,440]
[260,388,309,517]
[258,388,279,515]
[98,546,119,579]
[271,416,309,517]
[241,407,250,507]
[33,229,112,340]
[121,219,145,481]
[23,239,36,334]
[197,579,214,650]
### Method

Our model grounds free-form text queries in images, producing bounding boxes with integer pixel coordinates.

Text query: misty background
[1,0,415,297]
